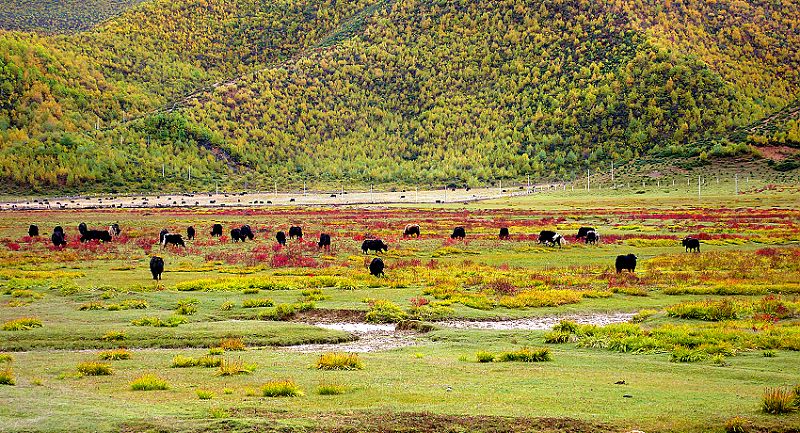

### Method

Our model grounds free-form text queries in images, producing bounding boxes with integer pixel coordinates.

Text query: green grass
[77,361,113,376]
[3,317,42,331]
[261,379,304,397]
[130,374,168,391]
[98,349,131,361]
[315,352,364,371]
[317,382,348,395]
[495,347,552,363]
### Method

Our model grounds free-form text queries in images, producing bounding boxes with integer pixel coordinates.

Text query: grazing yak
[239,225,255,240]
[162,234,185,248]
[108,223,121,237]
[28,225,39,237]
[159,229,170,244]
[318,233,331,250]
[51,231,67,247]
[276,231,287,246]
[403,224,421,238]
[538,230,563,247]
[78,222,112,243]
[230,228,246,242]
[450,226,466,239]
[187,226,196,240]
[499,227,510,240]
[615,254,637,273]
[150,256,164,280]
[289,226,303,240]
[576,227,595,240]
[81,229,112,243]
[53,226,64,237]
[369,257,385,277]
[211,224,223,237]
[585,230,599,245]
[682,237,700,252]
[362,239,388,254]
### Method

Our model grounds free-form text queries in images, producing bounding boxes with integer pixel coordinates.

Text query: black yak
[211,224,223,237]
[362,239,388,254]
[109,223,121,237]
[615,254,637,273]
[240,225,254,240]
[585,230,599,245]
[499,227,510,240]
[276,231,287,246]
[538,230,563,247]
[403,224,421,238]
[369,257,385,277]
[231,228,245,242]
[159,229,169,244]
[682,237,700,252]
[187,226,196,240]
[576,227,595,240]
[81,230,112,243]
[450,226,466,239]
[289,226,303,239]
[162,234,185,248]
[51,232,67,247]
[28,225,39,237]
[318,233,331,250]
[150,256,164,280]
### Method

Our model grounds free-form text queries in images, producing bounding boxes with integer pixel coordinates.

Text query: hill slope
[0,0,798,192]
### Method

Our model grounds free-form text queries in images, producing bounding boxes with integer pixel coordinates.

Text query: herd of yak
[24,222,703,281]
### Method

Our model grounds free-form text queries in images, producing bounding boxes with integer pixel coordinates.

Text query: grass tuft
[196,390,214,400]
[762,387,797,414]
[316,352,363,370]
[98,349,131,360]
[77,361,112,376]
[171,355,197,368]
[0,367,14,385]
[130,374,169,391]
[724,416,749,433]
[242,298,274,308]
[261,379,304,397]
[475,351,495,363]
[496,347,552,362]
[217,358,256,376]
[0,354,12,363]
[100,330,126,341]
[317,382,347,395]
[219,337,245,351]
[3,317,42,331]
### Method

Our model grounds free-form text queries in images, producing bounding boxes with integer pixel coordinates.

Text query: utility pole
[527,174,530,192]
[611,161,614,183]
[303,180,306,196]
[162,164,165,178]
[698,175,701,201]
[586,169,590,192]
[274,181,277,195]
[188,166,191,182]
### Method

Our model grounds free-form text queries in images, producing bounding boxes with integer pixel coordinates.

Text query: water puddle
[286,312,635,353]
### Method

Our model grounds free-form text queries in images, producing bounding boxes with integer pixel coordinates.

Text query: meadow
[0,186,799,432]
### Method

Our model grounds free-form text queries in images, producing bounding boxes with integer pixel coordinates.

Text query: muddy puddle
[287,313,635,353]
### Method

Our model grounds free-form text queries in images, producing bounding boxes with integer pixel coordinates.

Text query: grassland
[0,186,799,432]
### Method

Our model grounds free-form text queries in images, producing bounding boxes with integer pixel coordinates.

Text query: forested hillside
[0,0,798,192]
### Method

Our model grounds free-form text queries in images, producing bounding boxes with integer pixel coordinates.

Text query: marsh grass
[475,351,495,363]
[261,379,304,397]
[208,347,224,355]
[171,355,196,368]
[176,298,198,315]
[0,367,14,385]
[100,330,126,341]
[241,298,274,308]
[724,416,748,433]
[77,361,112,376]
[131,315,187,327]
[496,347,552,362]
[196,390,214,400]
[219,337,245,351]
[98,349,130,360]
[0,353,12,363]
[130,374,168,391]
[762,387,797,414]
[217,358,256,376]
[3,317,42,331]
[365,300,407,323]
[317,382,347,395]
[316,352,363,370]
